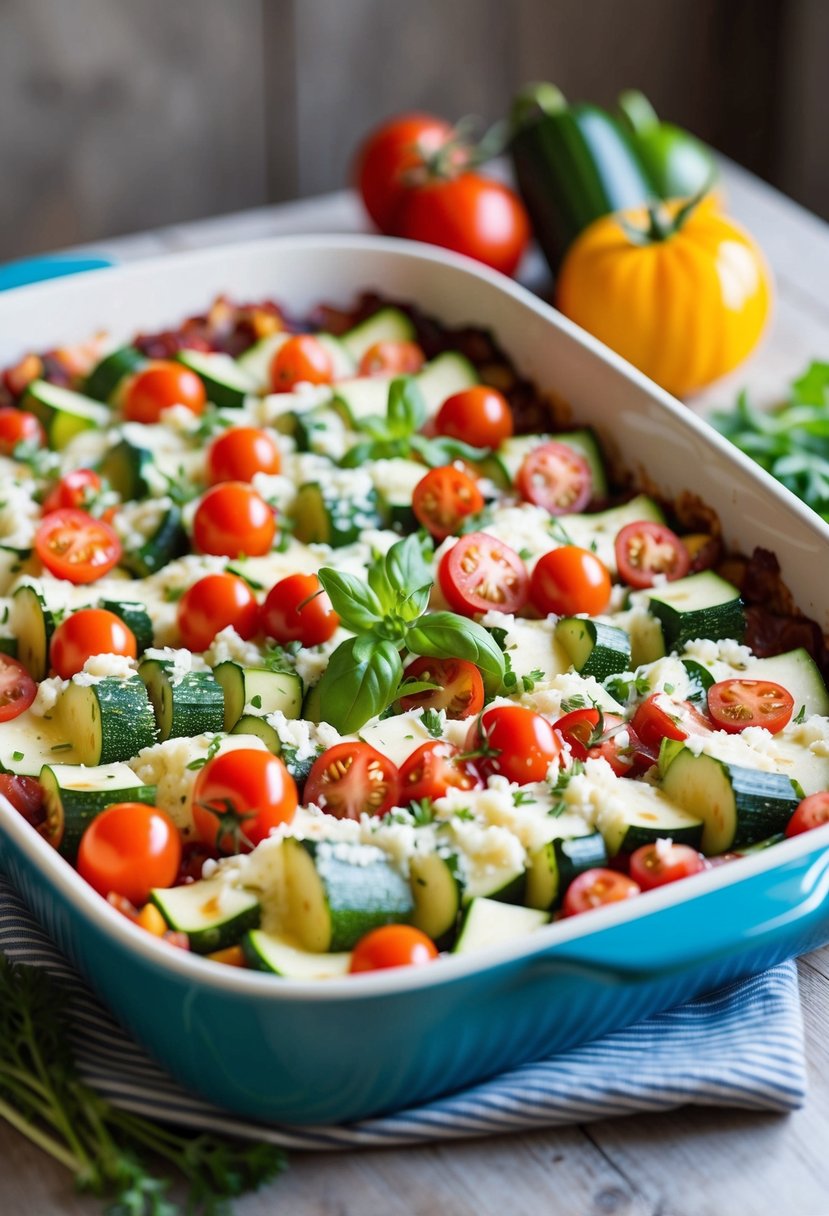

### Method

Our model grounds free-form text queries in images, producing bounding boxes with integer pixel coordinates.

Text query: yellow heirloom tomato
[555,195,772,397]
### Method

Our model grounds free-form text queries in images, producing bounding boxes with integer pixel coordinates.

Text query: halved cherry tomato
[354,113,456,232]
[707,679,794,735]
[269,335,333,391]
[50,608,137,679]
[615,521,690,590]
[563,868,641,916]
[304,742,399,820]
[786,792,829,838]
[123,361,206,423]
[0,655,36,722]
[398,741,482,802]
[260,573,339,648]
[438,532,529,616]
[530,546,611,617]
[0,773,45,828]
[589,722,652,777]
[206,426,281,484]
[34,508,121,584]
[192,482,275,557]
[398,655,484,719]
[0,407,44,454]
[358,340,425,377]
[176,840,219,886]
[631,693,711,752]
[77,802,182,905]
[435,386,513,449]
[629,842,705,891]
[553,707,604,759]
[192,749,297,854]
[517,442,592,515]
[350,924,438,973]
[42,468,102,515]
[412,465,484,540]
[467,705,563,784]
[176,573,259,652]
[553,707,639,775]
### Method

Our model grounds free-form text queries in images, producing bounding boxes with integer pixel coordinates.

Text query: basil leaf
[387,376,426,437]
[404,611,505,691]
[317,568,384,632]
[339,441,377,468]
[383,533,434,597]
[314,636,403,733]
[397,582,432,622]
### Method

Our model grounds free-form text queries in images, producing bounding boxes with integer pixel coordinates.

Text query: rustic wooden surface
[4,161,829,1215]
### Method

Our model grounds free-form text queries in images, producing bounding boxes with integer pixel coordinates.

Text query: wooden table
[6,163,829,1216]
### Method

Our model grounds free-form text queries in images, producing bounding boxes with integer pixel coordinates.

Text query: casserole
[0,234,828,1125]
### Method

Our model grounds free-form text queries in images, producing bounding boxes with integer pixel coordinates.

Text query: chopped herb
[452,806,474,821]
[794,704,807,724]
[230,568,265,592]
[250,694,263,710]
[0,605,8,624]
[517,547,533,561]
[11,750,23,761]
[185,735,223,771]
[50,742,72,753]
[560,694,588,713]
[548,759,584,817]
[603,673,651,705]
[163,585,186,603]
[664,682,675,695]
[512,789,535,807]
[548,518,574,546]
[521,667,545,692]
[420,707,444,739]
[408,798,436,826]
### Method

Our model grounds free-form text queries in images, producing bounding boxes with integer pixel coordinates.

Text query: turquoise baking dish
[1,235,828,1125]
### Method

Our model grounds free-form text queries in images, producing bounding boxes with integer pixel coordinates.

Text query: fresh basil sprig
[313,534,505,732]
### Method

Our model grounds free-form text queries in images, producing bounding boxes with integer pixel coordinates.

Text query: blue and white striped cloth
[0,876,806,1148]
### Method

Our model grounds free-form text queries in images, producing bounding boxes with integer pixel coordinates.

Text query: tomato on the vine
[563,868,641,916]
[707,679,794,735]
[530,546,611,617]
[123,361,206,423]
[0,407,44,454]
[615,521,690,589]
[269,335,333,392]
[42,468,103,515]
[435,386,513,449]
[398,656,484,719]
[354,113,456,231]
[438,532,529,616]
[517,442,592,515]
[629,842,705,891]
[304,742,399,820]
[193,482,275,557]
[176,573,259,652]
[34,509,121,584]
[77,802,182,905]
[50,608,137,679]
[786,792,829,838]
[192,749,297,854]
[207,427,281,484]
[467,705,563,784]
[412,465,484,540]
[358,340,425,377]
[398,741,482,802]
[260,573,339,648]
[349,924,438,973]
[0,655,36,722]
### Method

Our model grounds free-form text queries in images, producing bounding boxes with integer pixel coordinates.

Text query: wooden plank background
[0,0,826,261]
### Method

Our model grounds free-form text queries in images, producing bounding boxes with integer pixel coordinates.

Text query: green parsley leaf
[421,707,444,739]
[794,704,807,724]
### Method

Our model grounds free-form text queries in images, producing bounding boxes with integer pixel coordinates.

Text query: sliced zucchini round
[58,675,158,765]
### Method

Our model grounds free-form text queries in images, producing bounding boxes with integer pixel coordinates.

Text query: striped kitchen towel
[0,876,806,1148]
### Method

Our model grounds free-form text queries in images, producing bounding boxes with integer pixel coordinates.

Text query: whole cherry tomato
[192,482,275,557]
[123,361,206,423]
[177,573,259,652]
[207,427,281,484]
[77,802,182,906]
[0,408,44,454]
[50,608,137,679]
[530,546,611,616]
[192,749,297,854]
[466,705,563,784]
[786,792,829,838]
[563,868,641,916]
[349,924,439,973]
[435,386,513,449]
[260,573,339,648]
[358,340,425,377]
[269,335,333,392]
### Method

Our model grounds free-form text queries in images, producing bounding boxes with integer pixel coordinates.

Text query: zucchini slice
[281,837,413,952]
[175,350,257,410]
[151,877,261,954]
[601,781,704,856]
[558,494,666,575]
[648,571,745,650]
[99,599,154,654]
[230,714,320,785]
[22,380,110,449]
[84,346,145,403]
[139,658,224,741]
[58,675,158,765]
[453,898,548,954]
[41,761,157,860]
[213,662,303,730]
[660,746,801,854]
[101,438,154,500]
[292,480,383,547]
[242,930,351,978]
[464,857,526,905]
[525,832,608,911]
[340,308,417,363]
[11,584,57,680]
[409,851,464,945]
[555,617,631,680]
[120,505,188,578]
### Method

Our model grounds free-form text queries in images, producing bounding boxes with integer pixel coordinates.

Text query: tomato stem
[619,179,714,245]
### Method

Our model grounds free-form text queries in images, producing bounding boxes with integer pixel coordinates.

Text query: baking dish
[0,234,828,1126]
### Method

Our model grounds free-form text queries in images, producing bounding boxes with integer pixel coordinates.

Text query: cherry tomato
[34,508,121,584]
[631,693,711,752]
[467,705,563,784]
[175,840,219,886]
[786,792,829,838]
[629,842,705,891]
[553,707,604,760]
[398,741,482,802]
[304,742,400,820]
[0,773,45,828]
[123,361,206,423]
[707,679,794,735]
[587,721,650,778]
[350,924,439,973]
[42,468,102,515]
[50,608,137,679]
[530,546,611,617]
[358,340,425,377]
[192,749,297,854]
[396,173,530,277]
[517,442,592,515]
[435,386,513,449]
[176,573,259,652]
[615,521,690,590]
[354,112,456,231]
[260,573,338,648]
[77,802,182,906]
[412,465,484,541]
[207,426,281,484]
[0,655,36,722]
[0,407,44,454]
[563,868,641,916]
[398,655,484,719]
[438,532,529,617]
[192,482,275,558]
[269,335,333,392]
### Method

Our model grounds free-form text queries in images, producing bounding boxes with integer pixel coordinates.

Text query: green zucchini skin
[139,659,225,741]
[648,572,745,651]
[292,481,383,547]
[120,505,188,577]
[525,833,608,910]
[101,438,154,501]
[555,617,631,680]
[409,851,463,946]
[40,763,158,861]
[58,676,158,765]
[11,584,57,680]
[99,600,154,654]
[151,878,261,953]
[510,83,655,271]
[84,346,145,402]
